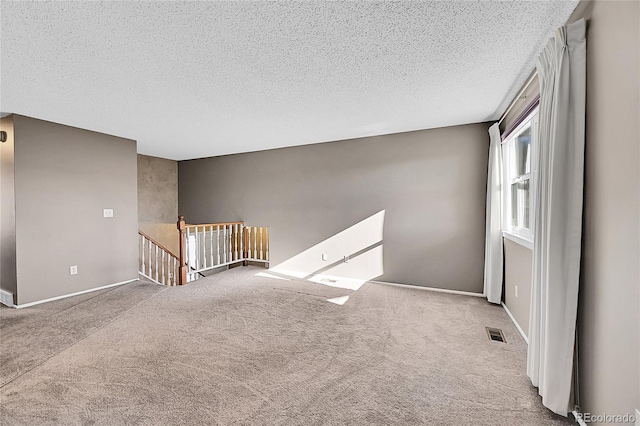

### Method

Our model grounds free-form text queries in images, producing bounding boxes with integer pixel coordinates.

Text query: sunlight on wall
[267,210,385,291]
[308,245,384,290]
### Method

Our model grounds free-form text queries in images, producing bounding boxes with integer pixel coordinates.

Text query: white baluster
[161,250,165,285]
[216,226,220,265]
[232,224,236,260]
[227,225,231,262]
[259,227,263,260]
[265,228,269,261]
[186,227,191,268]
[210,226,214,267]
[141,236,146,276]
[154,244,159,281]
[195,227,199,271]
[201,226,205,269]
[204,226,208,267]
[201,226,206,270]
[229,225,233,262]
[223,225,228,263]
[196,227,201,271]
[172,257,177,286]
[233,223,240,260]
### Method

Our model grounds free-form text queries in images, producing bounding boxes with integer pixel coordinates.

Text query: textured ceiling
[0,1,578,160]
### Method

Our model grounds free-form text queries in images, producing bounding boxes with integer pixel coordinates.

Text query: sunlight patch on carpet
[326,296,350,306]
[255,272,291,281]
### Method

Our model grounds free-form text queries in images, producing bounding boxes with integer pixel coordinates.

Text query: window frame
[501,106,539,249]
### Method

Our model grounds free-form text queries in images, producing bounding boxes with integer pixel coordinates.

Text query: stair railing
[139,230,180,286]
[243,225,270,264]
[176,216,269,285]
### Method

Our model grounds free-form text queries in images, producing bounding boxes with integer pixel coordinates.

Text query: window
[502,107,538,246]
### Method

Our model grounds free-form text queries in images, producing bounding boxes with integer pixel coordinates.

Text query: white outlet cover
[321,254,328,261]
[0,289,14,307]
[69,265,78,275]
[103,208,114,218]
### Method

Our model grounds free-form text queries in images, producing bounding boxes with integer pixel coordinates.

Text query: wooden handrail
[185,221,244,228]
[138,230,179,259]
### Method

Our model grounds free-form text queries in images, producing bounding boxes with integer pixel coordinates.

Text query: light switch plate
[322,253,328,261]
[70,265,78,275]
[103,208,114,218]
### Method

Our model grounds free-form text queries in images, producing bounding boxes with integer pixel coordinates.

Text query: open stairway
[139,216,269,286]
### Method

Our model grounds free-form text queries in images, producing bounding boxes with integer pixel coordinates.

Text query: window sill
[502,231,533,250]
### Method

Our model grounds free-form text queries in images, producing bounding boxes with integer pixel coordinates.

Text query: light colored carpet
[0,266,568,425]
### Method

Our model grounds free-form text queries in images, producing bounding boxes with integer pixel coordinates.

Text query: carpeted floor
[0,266,568,425]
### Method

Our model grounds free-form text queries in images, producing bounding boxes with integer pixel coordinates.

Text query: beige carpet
[0,266,568,425]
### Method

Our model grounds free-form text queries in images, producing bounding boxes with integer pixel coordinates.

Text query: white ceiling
[1,1,578,161]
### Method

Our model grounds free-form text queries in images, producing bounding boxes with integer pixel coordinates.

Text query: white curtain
[483,123,503,304]
[527,19,586,416]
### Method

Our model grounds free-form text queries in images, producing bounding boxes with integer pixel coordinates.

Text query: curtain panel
[527,18,586,416]
[483,123,503,304]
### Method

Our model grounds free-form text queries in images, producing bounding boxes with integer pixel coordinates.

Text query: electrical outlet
[69,265,78,275]
[515,285,518,298]
[321,253,328,261]
[103,208,114,218]
[0,290,14,307]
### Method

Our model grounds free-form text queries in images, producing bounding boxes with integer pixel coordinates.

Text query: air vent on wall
[486,327,506,343]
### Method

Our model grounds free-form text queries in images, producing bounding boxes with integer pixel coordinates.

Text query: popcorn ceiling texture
[0,1,577,160]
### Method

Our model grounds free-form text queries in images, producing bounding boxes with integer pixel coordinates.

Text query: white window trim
[502,230,534,250]
[502,107,539,248]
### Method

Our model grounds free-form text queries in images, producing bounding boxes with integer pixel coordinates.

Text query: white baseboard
[571,410,588,426]
[501,302,529,344]
[14,279,138,309]
[0,288,15,307]
[369,280,484,298]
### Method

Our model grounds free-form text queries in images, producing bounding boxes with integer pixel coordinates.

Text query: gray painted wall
[499,64,538,344]
[0,116,17,298]
[503,239,532,339]
[179,123,490,292]
[568,1,640,420]
[13,115,139,305]
[137,154,179,255]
